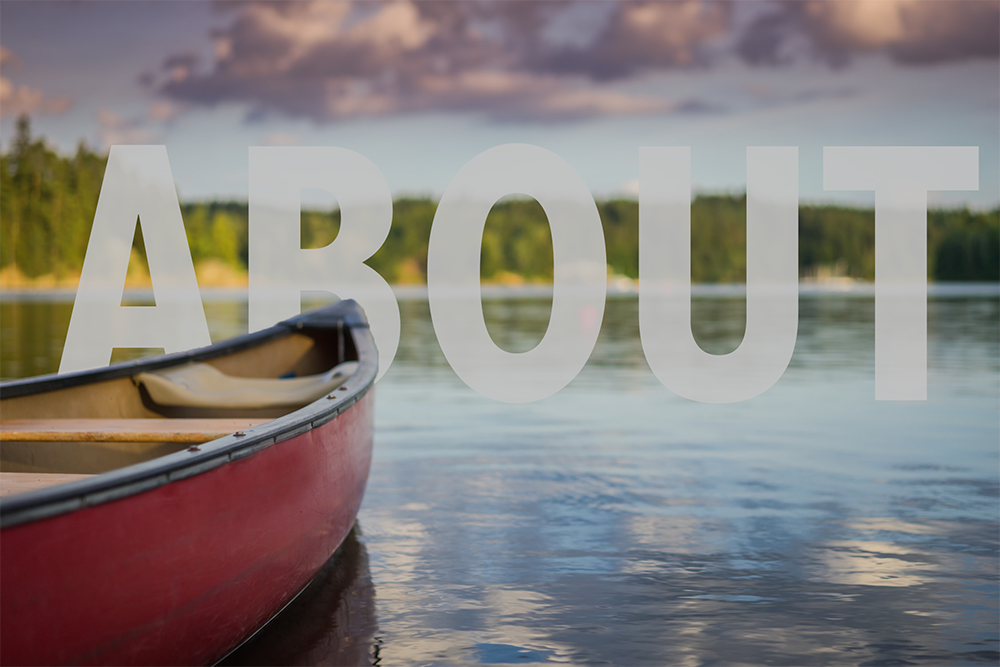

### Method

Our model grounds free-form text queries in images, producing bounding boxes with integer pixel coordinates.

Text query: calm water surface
[2,287,998,666]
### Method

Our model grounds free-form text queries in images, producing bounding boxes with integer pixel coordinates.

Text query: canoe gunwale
[0,299,377,529]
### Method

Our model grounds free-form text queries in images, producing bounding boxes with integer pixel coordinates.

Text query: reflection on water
[221,527,378,666]
[2,287,998,665]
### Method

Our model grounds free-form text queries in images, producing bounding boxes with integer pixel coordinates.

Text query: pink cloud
[0,47,73,118]
[154,1,720,122]
[739,0,999,67]
[151,0,998,123]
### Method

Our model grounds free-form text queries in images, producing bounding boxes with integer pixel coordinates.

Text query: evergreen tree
[2,122,997,284]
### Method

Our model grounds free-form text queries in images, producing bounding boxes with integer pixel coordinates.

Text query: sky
[1,0,998,208]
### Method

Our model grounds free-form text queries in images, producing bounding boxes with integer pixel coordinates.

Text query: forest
[2,117,998,286]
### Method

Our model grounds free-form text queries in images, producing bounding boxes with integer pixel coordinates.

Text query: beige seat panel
[134,361,358,409]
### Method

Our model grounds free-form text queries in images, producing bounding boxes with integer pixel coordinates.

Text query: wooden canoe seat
[0,472,95,498]
[0,419,269,444]
[134,361,358,409]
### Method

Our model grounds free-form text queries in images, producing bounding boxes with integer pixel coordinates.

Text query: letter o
[427,144,607,403]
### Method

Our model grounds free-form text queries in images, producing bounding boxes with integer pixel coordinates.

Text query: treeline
[1,117,107,280]
[2,117,998,284]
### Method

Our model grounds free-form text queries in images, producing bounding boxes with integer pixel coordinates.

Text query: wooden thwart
[0,472,95,498]
[1,419,268,444]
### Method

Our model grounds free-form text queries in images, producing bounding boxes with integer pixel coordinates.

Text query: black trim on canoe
[0,299,377,529]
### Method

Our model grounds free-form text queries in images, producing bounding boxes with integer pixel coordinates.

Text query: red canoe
[0,299,376,665]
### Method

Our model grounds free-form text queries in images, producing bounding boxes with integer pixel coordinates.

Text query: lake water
[2,286,998,666]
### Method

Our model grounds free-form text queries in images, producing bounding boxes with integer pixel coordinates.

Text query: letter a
[60,146,211,374]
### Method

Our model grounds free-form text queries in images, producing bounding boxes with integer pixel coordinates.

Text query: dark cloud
[739,0,1000,68]
[152,0,998,124]
[743,83,858,110]
[532,1,732,80]
[152,1,727,122]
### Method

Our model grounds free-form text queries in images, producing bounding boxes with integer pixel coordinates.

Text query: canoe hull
[0,390,373,665]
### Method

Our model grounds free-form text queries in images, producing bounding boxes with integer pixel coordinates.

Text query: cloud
[93,99,183,149]
[151,0,998,124]
[148,100,179,123]
[263,131,299,146]
[153,0,719,122]
[0,47,73,118]
[532,1,732,80]
[744,83,857,108]
[739,0,1000,67]
[97,108,159,148]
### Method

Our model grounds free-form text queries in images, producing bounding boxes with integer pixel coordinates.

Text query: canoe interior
[1,330,352,489]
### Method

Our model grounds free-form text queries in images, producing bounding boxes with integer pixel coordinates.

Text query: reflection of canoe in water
[0,300,376,666]
[221,525,379,666]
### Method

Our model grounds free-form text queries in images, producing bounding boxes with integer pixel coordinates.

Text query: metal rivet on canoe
[234,431,246,437]
[339,386,348,391]
[295,322,304,330]
[187,445,200,452]
[327,394,337,399]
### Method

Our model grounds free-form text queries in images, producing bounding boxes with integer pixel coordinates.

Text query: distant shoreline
[3,282,997,302]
